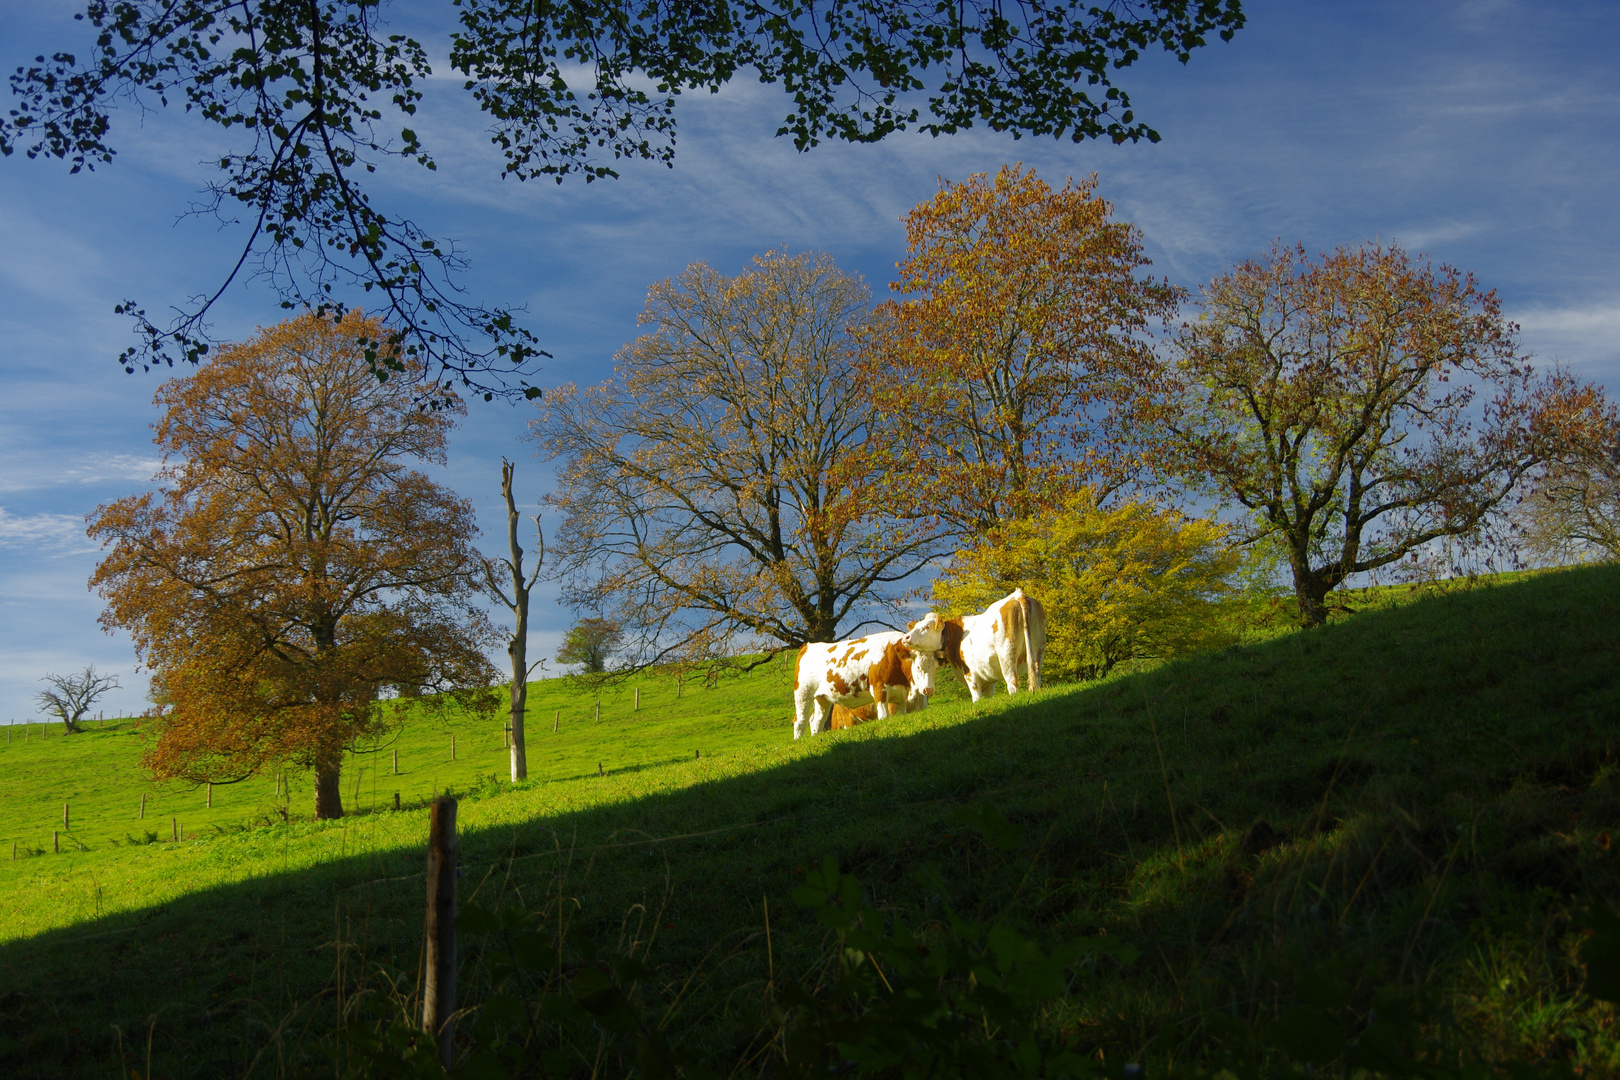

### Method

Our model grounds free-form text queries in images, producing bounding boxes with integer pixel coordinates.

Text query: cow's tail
[1018,589,1041,693]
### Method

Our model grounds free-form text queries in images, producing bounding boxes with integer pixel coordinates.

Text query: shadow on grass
[4,565,1620,1077]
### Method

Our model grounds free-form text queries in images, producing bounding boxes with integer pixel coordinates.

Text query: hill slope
[1,567,1618,1075]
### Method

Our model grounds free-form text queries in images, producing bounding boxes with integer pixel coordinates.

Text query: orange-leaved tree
[90,311,497,819]
[1155,241,1613,628]
[856,164,1180,537]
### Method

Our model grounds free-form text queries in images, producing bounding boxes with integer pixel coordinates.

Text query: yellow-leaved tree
[934,492,1241,682]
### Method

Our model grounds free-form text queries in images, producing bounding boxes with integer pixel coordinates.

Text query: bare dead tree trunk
[485,460,544,783]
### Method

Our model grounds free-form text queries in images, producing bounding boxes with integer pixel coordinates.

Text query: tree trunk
[313,762,344,819]
[1294,574,1333,629]
[509,675,528,783]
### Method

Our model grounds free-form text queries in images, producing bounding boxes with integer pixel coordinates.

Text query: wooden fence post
[140,793,146,819]
[634,688,640,712]
[451,735,456,761]
[171,817,178,842]
[423,797,458,1068]
[393,749,399,775]
[595,702,600,723]
[207,782,212,808]
[54,832,59,854]
[63,802,69,830]
[393,792,401,812]
[553,709,559,733]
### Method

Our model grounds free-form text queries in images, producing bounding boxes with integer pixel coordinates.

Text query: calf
[792,632,938,739]
[903,588,1046,702]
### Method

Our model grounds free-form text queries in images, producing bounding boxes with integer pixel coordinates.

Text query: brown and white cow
[827,654,935,730]
[792,631,939,739]
[902,588,1046,702]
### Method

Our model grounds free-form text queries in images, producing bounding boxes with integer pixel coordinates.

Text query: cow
[792,631,939,739]
[902,588,1046,702]
[828,654,936,729]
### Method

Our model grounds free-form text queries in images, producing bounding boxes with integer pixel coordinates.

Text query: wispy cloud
[1512,301,1620,370]
[0,507,94,551]
[0,451,164,494]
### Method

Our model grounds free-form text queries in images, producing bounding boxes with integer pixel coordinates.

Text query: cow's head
[908,646,940,696]
[903,613,945,653]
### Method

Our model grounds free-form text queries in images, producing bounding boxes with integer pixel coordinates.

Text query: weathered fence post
[140,793,146,819]
[206,782,212,808]
[63,802,69,830]
[598,762,603,777]
[423,797,458,1068]
[450,735,456,761]
[171,817,178,842]
[393,749,399,775]
[393,792,401,812]
[553,709,559,732]
[634,688,640,712]
[595,702,600,723]
[54,831,59,854]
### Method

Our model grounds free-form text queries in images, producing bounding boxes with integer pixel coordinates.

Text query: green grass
[1,567,1618,1076]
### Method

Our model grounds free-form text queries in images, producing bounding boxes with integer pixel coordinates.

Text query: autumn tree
[555,618,623,675]
[7,3,1243,392]
[1510,424,1620,565]
[858,165,1179,537]
[35,666,121,734]
[1154,241,1611,628]
[535,251,945,661]
[480,459,544,782]
[935,492,1240,681]
[89,310,497,819]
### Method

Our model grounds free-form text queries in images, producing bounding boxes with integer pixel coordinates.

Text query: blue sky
[1,0,1617,723]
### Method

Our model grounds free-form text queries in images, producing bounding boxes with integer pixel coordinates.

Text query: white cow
[902,588,1046,702]
[792,631,939,739]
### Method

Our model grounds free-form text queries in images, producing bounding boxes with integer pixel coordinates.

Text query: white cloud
[0,507,94,551]
[1512,302,1620,371]
[0,451,165,494]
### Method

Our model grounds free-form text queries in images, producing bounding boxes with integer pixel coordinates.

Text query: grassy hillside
[1,568,1618,1076]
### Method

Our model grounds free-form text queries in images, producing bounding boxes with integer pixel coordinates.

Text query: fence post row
[423,797,458,1069]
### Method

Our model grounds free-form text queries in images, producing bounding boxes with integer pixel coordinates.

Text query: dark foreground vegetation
[3,567,1620,1076]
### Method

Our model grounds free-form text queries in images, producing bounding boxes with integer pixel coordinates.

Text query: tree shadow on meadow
[3,565,1618,1078]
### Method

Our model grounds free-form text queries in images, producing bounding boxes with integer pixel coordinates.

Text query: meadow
[0,567,1618,1076]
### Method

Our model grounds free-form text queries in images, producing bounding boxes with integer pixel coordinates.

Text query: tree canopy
[1153,241,1611,627]
[934,491,1240,681]
[535,250,945,662]
[88,310,497,819]
[5,1,1243,394]
[858,164,1178,537]
[35,665,121,734]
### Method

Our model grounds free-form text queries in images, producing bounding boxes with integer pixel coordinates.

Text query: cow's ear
[906,619,917,629]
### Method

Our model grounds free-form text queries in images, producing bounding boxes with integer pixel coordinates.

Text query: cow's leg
[793,688,815,740]
[811,696,832,735]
